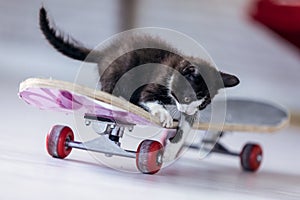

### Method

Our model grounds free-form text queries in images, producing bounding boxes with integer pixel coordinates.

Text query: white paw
[151,107,173,128]
[142,102,173,128]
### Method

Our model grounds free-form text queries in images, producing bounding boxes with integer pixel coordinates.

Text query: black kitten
[39,7,239,127]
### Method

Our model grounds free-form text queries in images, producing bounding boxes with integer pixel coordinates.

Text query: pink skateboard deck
[19,78,162,127]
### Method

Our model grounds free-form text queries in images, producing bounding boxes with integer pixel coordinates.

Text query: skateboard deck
[19,78,289,132]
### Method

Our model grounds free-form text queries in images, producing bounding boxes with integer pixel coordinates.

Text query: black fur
[39,7,94,62]
[39,7,239,114]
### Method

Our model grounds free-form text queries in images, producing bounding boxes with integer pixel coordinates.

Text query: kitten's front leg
[141,101,173,128]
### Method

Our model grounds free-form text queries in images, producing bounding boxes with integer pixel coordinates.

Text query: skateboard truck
[189,131,263,172]
[212,141,263,172]
[46,114,168,174]
[84,114,134,146]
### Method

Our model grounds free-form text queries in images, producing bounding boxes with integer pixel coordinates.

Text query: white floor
[1,93,300,200]
[1,0,300,199]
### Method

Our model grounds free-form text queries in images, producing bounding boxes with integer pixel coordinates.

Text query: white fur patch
[141,101,173,128]
[174,99,204,115]
[167,75,175,96]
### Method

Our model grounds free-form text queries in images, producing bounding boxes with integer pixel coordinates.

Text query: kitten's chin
[185,109,198,115]
[175,99,204,115]
[176,104,199,115]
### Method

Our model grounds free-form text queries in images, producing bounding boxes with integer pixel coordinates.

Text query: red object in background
[250,0,300,51]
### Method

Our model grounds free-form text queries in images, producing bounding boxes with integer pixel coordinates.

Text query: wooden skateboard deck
[19,78,289,132]
[190,99,289,132]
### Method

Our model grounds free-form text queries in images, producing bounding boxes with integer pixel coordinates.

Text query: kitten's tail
[39,7,98,63]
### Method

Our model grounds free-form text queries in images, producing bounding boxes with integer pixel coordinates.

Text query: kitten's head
[171,59,239,115]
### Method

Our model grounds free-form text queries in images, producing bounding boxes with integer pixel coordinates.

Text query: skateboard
[19,78,290,174]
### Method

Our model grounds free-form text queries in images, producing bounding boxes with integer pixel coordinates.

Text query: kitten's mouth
[171,93,210,115]
[174,98,206,115]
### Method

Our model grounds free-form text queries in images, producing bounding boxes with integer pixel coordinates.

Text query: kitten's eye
[184,97,191,103]
[182,65,196,75]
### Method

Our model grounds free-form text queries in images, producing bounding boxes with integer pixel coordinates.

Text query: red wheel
[240,143,263,172]
[46,125,74,159]
[136,140,164,174]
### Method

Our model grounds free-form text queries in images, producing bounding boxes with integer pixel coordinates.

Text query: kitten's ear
[220,72,240,87]
[182,65,196,75]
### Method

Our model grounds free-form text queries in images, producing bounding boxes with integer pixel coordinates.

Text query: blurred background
[1,0,300,199]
